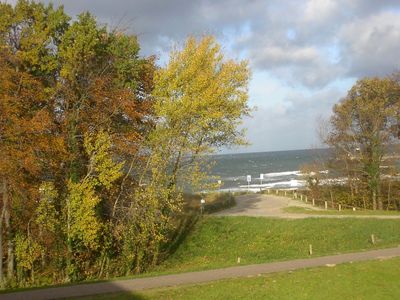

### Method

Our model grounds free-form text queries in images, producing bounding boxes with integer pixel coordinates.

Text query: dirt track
[215,193,400,219]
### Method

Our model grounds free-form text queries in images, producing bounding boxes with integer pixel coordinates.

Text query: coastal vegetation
[304,76,400,210]
[0,0,249,288]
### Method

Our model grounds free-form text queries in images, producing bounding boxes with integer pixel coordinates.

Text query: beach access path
[215,193,400,219]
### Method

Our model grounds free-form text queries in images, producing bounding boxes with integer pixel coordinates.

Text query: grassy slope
[80,257,400,299]
[11,216,400,295]
[150,216,400,274]
[283,206,400,215]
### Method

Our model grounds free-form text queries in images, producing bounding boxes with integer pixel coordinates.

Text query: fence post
[305,196,308,203]
[300,195,303,201]
[284,191,287,197]
[338,204,341,211]
[312,198,315,206]
[324,201,328,210]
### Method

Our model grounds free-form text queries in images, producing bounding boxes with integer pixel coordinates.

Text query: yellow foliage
[15,234,42,271]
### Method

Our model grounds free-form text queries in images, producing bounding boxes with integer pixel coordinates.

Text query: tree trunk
[1,180,14,280]
[0,180,6,285]
[372,190,377,210]
[387,180,391,210]
[0,211,3,285]
[377,183,383,210]
[66,196,73,282]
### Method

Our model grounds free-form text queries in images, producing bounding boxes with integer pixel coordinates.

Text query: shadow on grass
[76,291,148,300]
[160,212,200,261]
[1,284,150,300]
[159,193,236,262]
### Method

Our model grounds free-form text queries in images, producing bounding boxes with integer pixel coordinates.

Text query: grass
[7,216,400,295]
[77,257,400,299]
[149,216,400,274]
[283,206,400,215]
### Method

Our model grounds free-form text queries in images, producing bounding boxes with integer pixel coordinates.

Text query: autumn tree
[0,0,155,284]
[151,36,250,189]
[0,1,250,287]
[326,77,400,209]
[121,36,251,272]
[0,50,55,284]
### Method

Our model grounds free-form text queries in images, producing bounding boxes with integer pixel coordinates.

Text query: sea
[208,148,331,192]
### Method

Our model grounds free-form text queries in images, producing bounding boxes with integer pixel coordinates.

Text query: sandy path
[2,247,400,300]
[215,193,400,219]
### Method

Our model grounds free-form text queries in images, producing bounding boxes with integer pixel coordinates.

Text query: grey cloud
[5,0,400,84]
[39,0,265,55]
[339,11,400,77]
[234,87,343,152]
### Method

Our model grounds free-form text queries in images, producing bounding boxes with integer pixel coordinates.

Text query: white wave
[221,176,247,182]
[262,170,301,177]
[239,179,306,189]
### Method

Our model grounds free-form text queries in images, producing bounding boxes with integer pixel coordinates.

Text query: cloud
[253,45,319,68]
[235,85,345,152]
[304,0,339,23]
[14,0,398,88]
[339,11,400,77]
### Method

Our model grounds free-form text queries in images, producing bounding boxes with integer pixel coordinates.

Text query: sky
[6,0,400,153]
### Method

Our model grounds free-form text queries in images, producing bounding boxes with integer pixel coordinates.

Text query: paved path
[2,247,400,300]
[215,194,400,219]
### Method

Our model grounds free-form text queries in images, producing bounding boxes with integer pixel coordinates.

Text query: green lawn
[8,216,400,296]
[150,216,400,274]
[79,257,400,299]
[283,206,400,215]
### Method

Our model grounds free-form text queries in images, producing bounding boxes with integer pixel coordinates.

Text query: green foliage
[0,0,69,78]
[147,36,250,199]
[67,180,102,251]
[35,182,59,232]
[153,35,250,152]
[59,12,107,82]
[107,33,142,89]
[326,77,400,209]
[14,234,41,272]
[67,131,122,251]
[83,130,123,189]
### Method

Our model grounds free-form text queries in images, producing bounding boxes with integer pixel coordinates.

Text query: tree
[0,49,56,284]
[122,36,251,272]
[0,2,250,286]
[151,36,250,188]
[326,77,400,209]
[0,1,155,284]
